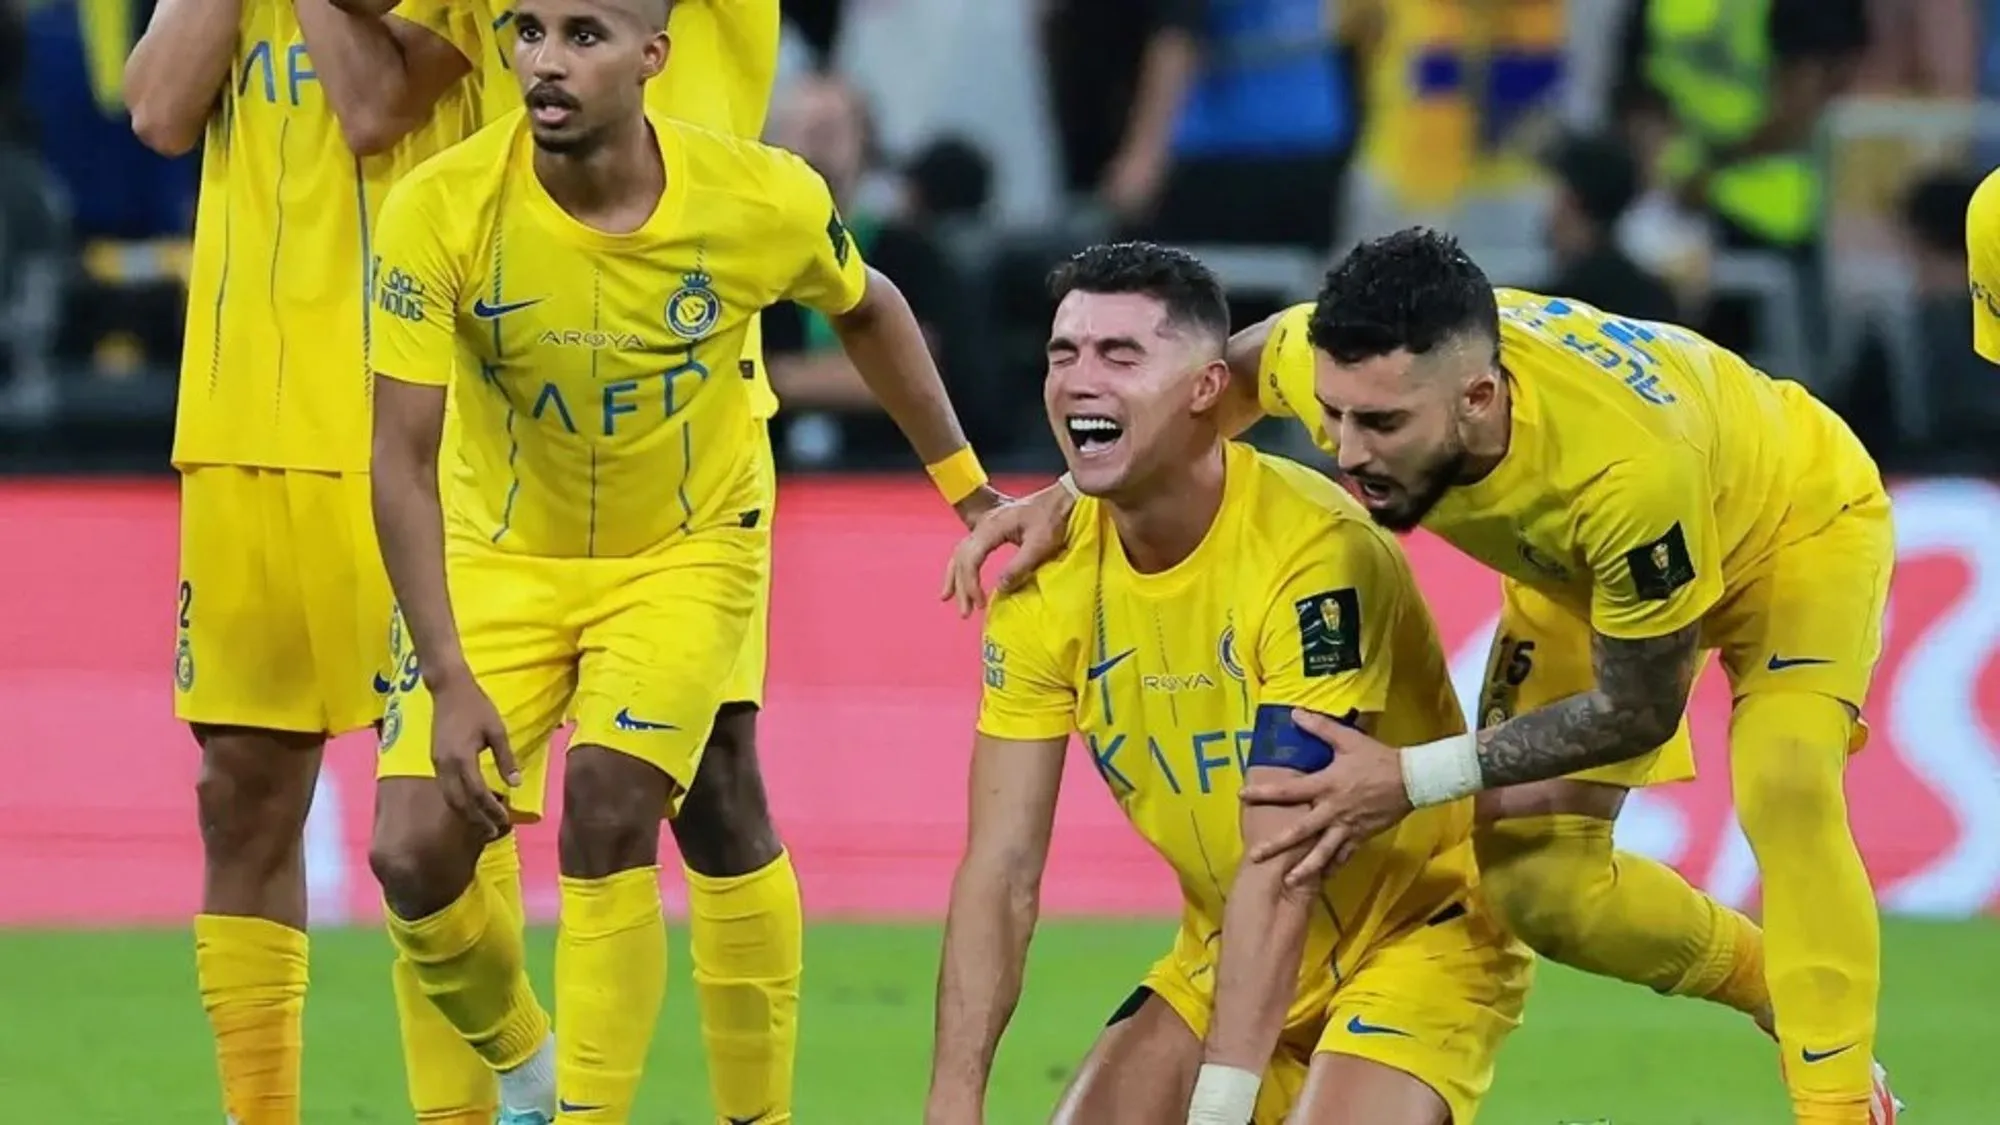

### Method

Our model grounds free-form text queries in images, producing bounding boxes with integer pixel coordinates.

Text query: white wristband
[1057,472,1080,499]
[1401,733,1485,808]
[1187,1063,1261,1125]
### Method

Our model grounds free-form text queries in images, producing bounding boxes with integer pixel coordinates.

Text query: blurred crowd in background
[1,0,1997,476]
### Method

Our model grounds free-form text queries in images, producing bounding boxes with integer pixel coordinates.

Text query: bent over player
[925,243,1531,1125]
[365,0,997,1119]
[949,230,1899,1124]
[123,0,489,1119]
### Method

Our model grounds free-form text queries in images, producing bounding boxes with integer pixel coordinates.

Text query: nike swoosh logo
[1087,648,1136,681]
[613,707,677,732]
[371,672,393,695]
[724,1116,770,1125]
[1800,1044,1855,1063]
[1767,654,1835,671]
[1345,1014,1411,1037]
[558,1099,605,1113]
[471,296,543,319]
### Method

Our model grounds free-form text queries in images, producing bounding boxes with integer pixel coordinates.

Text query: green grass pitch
[3,918,1993,1122]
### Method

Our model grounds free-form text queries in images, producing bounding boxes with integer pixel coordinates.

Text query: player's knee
[192,726,320,872]
[1730,693,1853,843]
[369,778,486,919]
[1473,819,1611,963]
[558,745,669,878]
[671,705,782,877]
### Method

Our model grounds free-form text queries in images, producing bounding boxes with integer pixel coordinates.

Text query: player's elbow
[126,95,203,157]
[338,110,412,158]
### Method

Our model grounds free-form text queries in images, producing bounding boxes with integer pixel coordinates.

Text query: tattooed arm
[1474,622,1701,786]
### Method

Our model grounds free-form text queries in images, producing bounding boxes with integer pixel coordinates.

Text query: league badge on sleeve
[1625,522,1696,601]
[826,209,851,267]
[1294,588,1362,678]
[665,271,721,341]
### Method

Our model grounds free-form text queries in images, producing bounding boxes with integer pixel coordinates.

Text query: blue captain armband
[1247,704,1361,773]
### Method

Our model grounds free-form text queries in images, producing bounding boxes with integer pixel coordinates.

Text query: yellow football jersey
[475,0,783,416]
[978,442,1473,980]
[1967,165,2000,363]
[1257,290,1884,640]
[368,107,865,558]
[172,0,482,472]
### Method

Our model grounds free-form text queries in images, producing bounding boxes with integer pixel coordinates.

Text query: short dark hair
[1047,241,1231,342]
[1309,228,1499,365]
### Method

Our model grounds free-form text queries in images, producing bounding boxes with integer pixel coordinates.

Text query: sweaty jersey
[1258,290,1884,641]
[173,0,482,472]
[368,107,866,558]
[475,0,783,418]
[1967,165,2000,363]
[978,442,1475,979]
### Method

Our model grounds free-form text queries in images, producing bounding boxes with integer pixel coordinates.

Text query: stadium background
[4,0,2000,1120]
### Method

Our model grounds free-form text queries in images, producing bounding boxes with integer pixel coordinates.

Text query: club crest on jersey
[174,636,196,692]
[1218,625,1245,682]
[665,271,721,340]
[380,698,404,751]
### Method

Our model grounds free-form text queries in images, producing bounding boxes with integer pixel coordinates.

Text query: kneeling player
[924,243,1533,1125]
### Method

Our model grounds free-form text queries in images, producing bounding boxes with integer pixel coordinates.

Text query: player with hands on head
[125,0,486,1117]
[926,241,1530,1125]
[945,228,1902,1125]
[364,0,998,1120]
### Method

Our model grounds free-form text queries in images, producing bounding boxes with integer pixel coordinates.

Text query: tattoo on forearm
[1475,623,1699,787]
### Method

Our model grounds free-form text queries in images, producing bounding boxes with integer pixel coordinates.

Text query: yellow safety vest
[1645,0,1818,246]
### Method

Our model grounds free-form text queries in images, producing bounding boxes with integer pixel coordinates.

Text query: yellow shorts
[1476,579,1699,788]
[1143,904,1534,1124]
[376,521,769,820]
[718,423,776,707]
[1706,492,1894,712]
[175,466,393,735]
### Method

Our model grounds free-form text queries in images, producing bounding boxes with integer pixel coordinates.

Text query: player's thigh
[1311,908,1534,1125]
[1713,496,1894,711]
[1291,1055,1449,1125]
[284,470,398,734]
[377,551,577,823]
[717,428,775,709]
[570,522,769,808]
[1478,579,1694,790]
[176,466,326,733]
[1062,949,1307,1125]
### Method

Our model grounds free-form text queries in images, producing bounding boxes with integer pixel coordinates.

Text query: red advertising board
[2,477,1997,926]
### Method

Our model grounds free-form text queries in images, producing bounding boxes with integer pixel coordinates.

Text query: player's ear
[642,31,669,82]
[1462,365,1500,417]
[1189,358,1230,415]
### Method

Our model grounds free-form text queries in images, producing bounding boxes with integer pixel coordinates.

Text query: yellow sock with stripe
[194,914,308,1125]
[1475,815,1769,1016]
[384,873,550,1073]
[555,867,669,1120]
[393,837,527,1123]
[688,851,804,1124]
[1731,693,1880,1124]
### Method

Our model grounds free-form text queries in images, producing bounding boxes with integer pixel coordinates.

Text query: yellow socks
[688,851,804,1124]
[195,914,308,1125]
[393,836,526,1123]
[384,871,551,1073]
[556,867,669,1120]
[1731,692,1881,1121]
[1474,814,1769,1017]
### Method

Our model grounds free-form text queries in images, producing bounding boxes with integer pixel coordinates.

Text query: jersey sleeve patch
[1294,587,1362,677]
[1624,522,1697,602]
[826,209,851,268]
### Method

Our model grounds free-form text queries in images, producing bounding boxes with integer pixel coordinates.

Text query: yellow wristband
[925,446,989,506]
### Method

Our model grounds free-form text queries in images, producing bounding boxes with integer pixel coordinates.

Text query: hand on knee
[371,779,493,920]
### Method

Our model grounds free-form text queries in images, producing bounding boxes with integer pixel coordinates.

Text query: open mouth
[1065,414,1124,456]
[1352,475,1396,506]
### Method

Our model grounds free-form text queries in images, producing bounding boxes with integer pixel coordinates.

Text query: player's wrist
[927,446,991,508]
[1187,1063,1261,1125]
[1401,732,1485,807]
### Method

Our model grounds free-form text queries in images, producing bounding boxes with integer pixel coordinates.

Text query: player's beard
[1360,439,1466,533]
